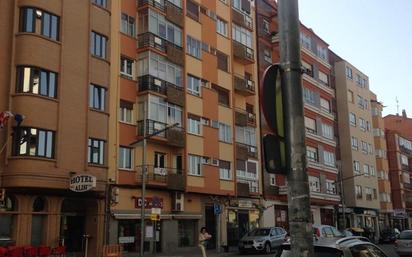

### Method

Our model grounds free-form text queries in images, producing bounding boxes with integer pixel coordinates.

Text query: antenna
[396,97,399,115]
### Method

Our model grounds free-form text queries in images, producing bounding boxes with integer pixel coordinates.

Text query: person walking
[199,227,212,257]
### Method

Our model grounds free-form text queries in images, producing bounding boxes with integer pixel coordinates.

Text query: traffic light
[260,64,286,174]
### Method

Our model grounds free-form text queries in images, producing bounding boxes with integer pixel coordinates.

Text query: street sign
[213,203,222,215]
[150,213,160,221]
[151,207,161,215]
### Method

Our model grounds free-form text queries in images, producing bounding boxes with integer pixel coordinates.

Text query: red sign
[135,197,163,209]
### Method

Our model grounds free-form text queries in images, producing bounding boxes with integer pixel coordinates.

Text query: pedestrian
[199,227,212,257]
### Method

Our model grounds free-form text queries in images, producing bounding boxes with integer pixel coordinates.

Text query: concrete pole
[278,1,314,257]
[140,102,147,257]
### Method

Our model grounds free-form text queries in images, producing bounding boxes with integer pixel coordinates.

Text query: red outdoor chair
[51,246,65,257]
[23,246,38,257]
[7,247,23,257]
[37,246,51,257]
[0,247,7,257]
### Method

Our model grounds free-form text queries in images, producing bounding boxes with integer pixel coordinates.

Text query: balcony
[165,41,184,66]
[138,75,184,106]
[135,165,185,191]
[138,32,166,52]
[404,183,412,191]
[165,1,183,27]
[138,0,165,12]
[302,73,335,97]
[237,178,259,195]
[310,191,341,202]
[400,145,412,155]
[137,119,185,148]
[234,74,255,96]
[231,8,253,30]
[233,41,254,64]
[304,101,335,121]
[237,182,250,197]
[235,109,256,127]
[305,128,337,147]
[236,142,258,160]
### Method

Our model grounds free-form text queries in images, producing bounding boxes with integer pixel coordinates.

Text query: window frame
[12,127,55,159]
[88,138,105,165]
[89,84,107,111]
[16,66,58,98]
[119,146,133,170]
[91,31,107,59]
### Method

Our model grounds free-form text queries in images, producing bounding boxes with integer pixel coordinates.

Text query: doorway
[205,206,216,249]
[61,215,86,254]
[238,211,250,239]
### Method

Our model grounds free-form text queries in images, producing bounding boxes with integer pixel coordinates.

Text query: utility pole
[140,102,147,257]
[278,1,314,257]
[338,162,346,230]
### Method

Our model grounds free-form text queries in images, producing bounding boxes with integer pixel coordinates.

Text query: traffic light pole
[278,1,314,257]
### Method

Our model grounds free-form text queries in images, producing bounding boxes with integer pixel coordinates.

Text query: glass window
[16,66,57,98]
[92,0,107,8]
[217,51,229,72]
[188,115,201,135]
[236,126,256,146]
[91,31,107,59]
[349,113,356,126]
[139,52,183,87]
[354,161,360,174]
[186,0,199,20]
[20,7,59,40]
[318,71,329,85]
[351,137,359,150]
[120,57,134,78]
[188,154,202,176]
[306,146,318,162]
[119,147,133,169]
[303,87,316,105]
[147,10,182,46]
[89,84,106,111]
[121,13,136,37]
[219,160,231,180]
[320,98,331,113]
[300,32,312,50]
[88,138,105,165]
[347,90,354,103]
[219,123,232,143]
[346,66,353,79]
[321,123,333,139]
[186,35,201,59]
[187,75,201,96]
[178,220,196,247]
[302,61,313,77]
[355,185,362,199]
[309,176,320,192]
[12,127,54,158]
[212,84,230,106]
[217,17,228,36]
[264,49,272,63]
[304,117,316,134]
[232,24,252,48]
[119,101,133,123]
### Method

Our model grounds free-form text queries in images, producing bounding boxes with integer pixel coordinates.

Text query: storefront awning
[112,211,201,220]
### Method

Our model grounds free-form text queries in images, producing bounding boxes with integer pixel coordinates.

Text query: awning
[112,211,201,220]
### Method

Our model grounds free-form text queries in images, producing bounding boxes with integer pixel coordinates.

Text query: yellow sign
[150,214,160,221]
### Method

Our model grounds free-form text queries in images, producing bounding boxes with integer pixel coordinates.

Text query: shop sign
[238,200,253,208]
[69,174,96,192]
[135,197,163,209]
[394,209,407,218]
[118,236,135,244]
[151,208,161,215]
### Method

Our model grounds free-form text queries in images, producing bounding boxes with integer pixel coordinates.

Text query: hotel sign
[69,174,96,192]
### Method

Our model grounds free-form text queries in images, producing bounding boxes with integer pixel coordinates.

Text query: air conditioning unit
[249,147,256,153]
[172,192,184,212]
[244,16,252,28]
[212,159,219,166]
[201,118,209,126]
[247,79,253,86]
[202,157,210,164]
[154,36,163,46]
[154,167,167,176]
[154,78,162,86]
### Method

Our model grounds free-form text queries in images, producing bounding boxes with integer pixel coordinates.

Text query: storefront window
[118,220,138,252]
[227,210,238,247]
[178,220,196,247]
[0,196,17,239]
[31,197,47,246]
[249,210,259,231]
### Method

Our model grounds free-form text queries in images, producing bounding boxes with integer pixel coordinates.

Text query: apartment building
[256,0,340,229]
[108,0,261,253]
[370,92,393,230]
[332,55,380,235]
[384,111,412,229]
[0,1,111,256]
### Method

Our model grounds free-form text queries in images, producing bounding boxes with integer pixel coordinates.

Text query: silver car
[396,230,412,256]
[238,227,287,254]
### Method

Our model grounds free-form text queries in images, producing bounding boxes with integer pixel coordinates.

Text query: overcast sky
[298,0,412,116]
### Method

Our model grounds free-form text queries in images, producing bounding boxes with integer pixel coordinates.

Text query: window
[232,24,252,48]
[186,35,201,59]
[92,0,107,8]
[219,160,231,180]
[309,176,320,192]
[178,220,196,247]
[188,114,201,135]
[121,13,136,37]
[361,141,368,154]
[401,154,409,166]
[306,146,318,162]
[88,138,105,165]
[91,31,107,59]
[317,45,328,61]
[363,164,369,176]
[347,90,354,103]
[399,137,412,151]
[370,166,376,176]
[303,87,316,105]
[16,66,57,98]
[119,101,133,123]
[355,185,362,199]
[217,51,229,72]
[269,174,276,186]
[357,95,364,109]
[304,117,316,134]
[187,75,201,96]
[138,51,183,87]
[147,95,182,125]
[359,118,366,131]
[12,127,54,158]
[119,147,133,169]
[346,66,353,79]
[326,180,336,194]
[321,123,333,139]
[154,152,166,168]
[354,161,360,174]
[236,126,256,146]
[320,98,331,113]
[368,143,373,154]
[302,61,313,77]
[323,151,335,167]
[219,123,231,143]
[318,71,329,85]
[212,84,230,106]
[188,155,202,176]
[300,32,311,50]
[217,17,228,36]
[20,7,60,41]
[120,57,134,78]
[236,160,258,180]
[365,187,373,200]
[264,49,272,63]
[366,121,371,131]
[186,0,199,20]
[349,113,356,126]
[232,0,251,14]
[262,19,270,35]
[146,9,182,46]
[89,84,106,111]
[351,137,359,150]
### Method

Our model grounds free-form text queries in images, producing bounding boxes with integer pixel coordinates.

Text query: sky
[297,0,412,116]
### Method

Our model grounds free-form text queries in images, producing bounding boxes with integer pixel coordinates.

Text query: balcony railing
[237,178,259,194]
[135,165,185,191]
[236,142,258,160]
[233,41,254,64]
[165,1,183,27]
[231,8,253,30]
[234,74,255,96]
[138,75,184,106]
[138,0,165,11]
[137,119,185,147]
[235,108,255,127]
[138,32,166,52]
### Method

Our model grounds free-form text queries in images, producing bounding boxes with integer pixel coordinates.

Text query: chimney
[402,109,407,119]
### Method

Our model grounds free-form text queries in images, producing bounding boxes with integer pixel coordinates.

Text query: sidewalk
[141,248,239,257]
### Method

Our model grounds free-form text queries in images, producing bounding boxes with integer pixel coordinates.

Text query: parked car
[396,229,412,256]
[313,225,344,239]
[238,227,287,254]
[276,236,389,257]
[379,228,398,244]
[341,229,354,237]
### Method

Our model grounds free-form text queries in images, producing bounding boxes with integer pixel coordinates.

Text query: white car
[238,227,288,254]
